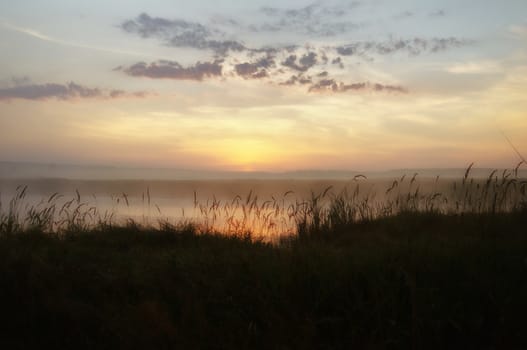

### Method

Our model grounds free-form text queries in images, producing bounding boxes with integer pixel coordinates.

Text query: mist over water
[0,178,359,225]
[2,162,526,239]
[0,177,484,237]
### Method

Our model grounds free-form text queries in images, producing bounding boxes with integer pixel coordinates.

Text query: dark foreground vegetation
[1,165,526,349]
[1,209,527,349]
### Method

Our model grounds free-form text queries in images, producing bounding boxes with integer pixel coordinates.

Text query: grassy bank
[1,165,526,348]
[1,210,527,349]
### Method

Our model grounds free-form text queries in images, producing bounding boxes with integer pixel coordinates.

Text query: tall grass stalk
[1,164,526,240]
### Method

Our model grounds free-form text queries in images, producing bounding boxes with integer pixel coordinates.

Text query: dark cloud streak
[119,60,223,80]
[335,37,472,57]
[0,82,147,101]
[309,80,407,93]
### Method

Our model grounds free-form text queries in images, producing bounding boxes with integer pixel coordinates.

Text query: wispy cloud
[393,11,414,20]
[252,1,362,36]
[116,60,223,80]
[1,20,163,59]
[336,37,473,58]
[308,80,407,93]
[429,10,446,17]
[10,76,31,86]
[0,82,148,101]
[394,9,446,20]
[120,13,245,55]
[119,10,472,63]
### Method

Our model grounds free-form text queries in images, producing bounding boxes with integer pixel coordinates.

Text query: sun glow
[217,139,283,171]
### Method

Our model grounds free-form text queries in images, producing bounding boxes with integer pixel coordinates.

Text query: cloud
[308,80,407,93]
[259,1,362,19]
[371,83,408,93]
[234,57,275,79]
[10,76,31,86]
[1,21,162,59]
[120,12,472,77]
[429,10,446,17]
[299,52,318,68]
[0,82,147,101]
[109,90,149,98]
[426,38,472,52]
[117,48,408,95]
[280,75,313,86]
[122,2,363,45]
[281,52,318,72]
[331,57,344,68]
[117,10,472,96]
[121,13,245,55]
[118,60,223,80]
[121,13,209,39]
[335,37,472,57]
[308,79,349,92]
[254,1,362,36]
[336,46,354,56]
[394,11,414,20]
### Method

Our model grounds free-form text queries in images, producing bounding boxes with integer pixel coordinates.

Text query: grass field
[1,165,526,349]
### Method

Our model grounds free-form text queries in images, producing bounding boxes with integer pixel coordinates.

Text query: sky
[0,0,526,172]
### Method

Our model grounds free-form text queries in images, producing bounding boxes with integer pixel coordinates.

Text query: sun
[217,139,281,171]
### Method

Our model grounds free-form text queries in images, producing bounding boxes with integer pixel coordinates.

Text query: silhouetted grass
[0,164,526,349]
[2,163,526,240]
